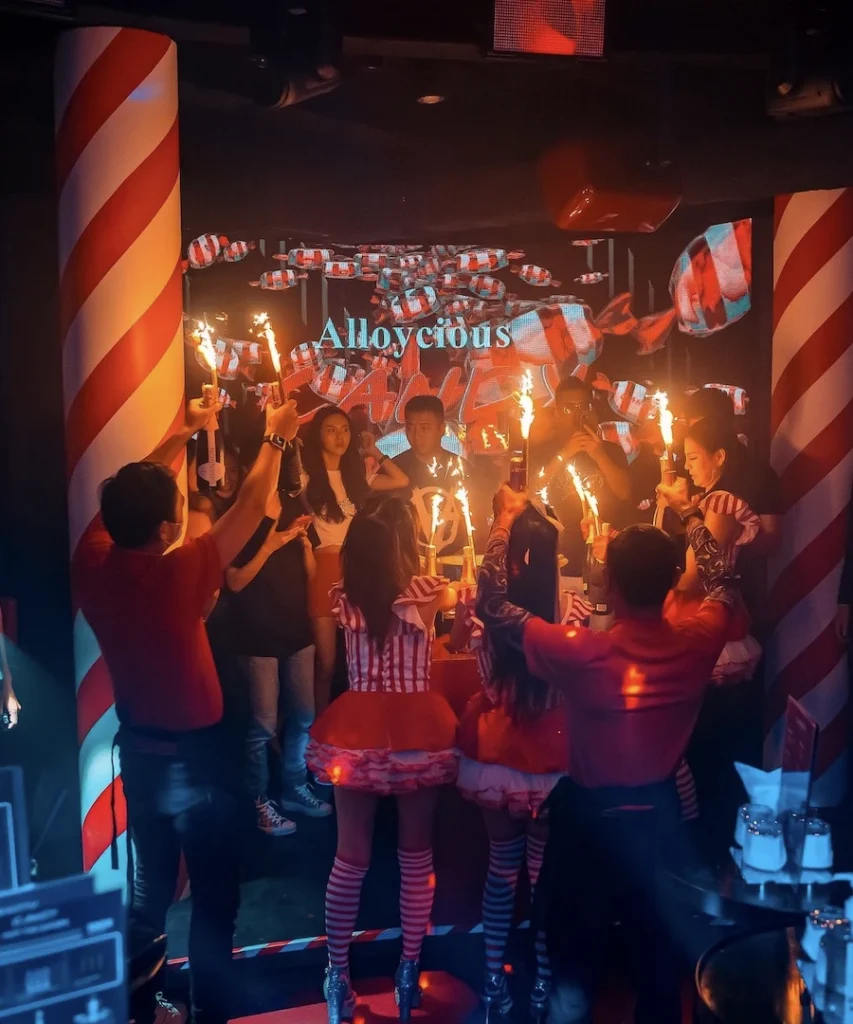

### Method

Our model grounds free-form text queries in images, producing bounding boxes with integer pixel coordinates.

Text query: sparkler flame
[480,429,492,450]
[537,485,549,506]
[429,493,444,545]
[653,390,674,450]
[455,486,475,548]
[193,320,218,379]
[516,370,535,440]
[586,491,600,519]
[254,311,281,378]
[567,463,588,506]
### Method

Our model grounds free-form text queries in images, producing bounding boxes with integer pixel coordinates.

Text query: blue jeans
[239,646,315,798]
[120,732,240,1024]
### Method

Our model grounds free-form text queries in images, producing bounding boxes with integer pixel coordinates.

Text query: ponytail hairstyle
[341,496,420,648]
[685,415,748,497]
[302,405,370,522]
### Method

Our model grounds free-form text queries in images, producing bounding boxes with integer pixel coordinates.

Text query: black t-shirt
[227,504,313,659]
[391,449,480,555]
[533,439,630,576]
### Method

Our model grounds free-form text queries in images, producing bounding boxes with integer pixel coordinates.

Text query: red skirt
[308,549,342,618]
[456,692,569,817]
[306,689,458,795]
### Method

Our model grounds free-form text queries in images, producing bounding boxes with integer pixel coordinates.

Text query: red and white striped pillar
[56,27,186,883]
[766,188,853,805]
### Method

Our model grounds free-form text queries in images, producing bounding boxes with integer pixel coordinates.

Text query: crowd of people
[72,377,797,1024]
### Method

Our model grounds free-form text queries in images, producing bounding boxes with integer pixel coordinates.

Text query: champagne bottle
[196,384,225,493]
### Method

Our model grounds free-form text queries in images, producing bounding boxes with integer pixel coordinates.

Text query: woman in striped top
[306,496,458,1024]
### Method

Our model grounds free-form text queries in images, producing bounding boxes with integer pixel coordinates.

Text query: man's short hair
[606,524,679,609]
[684,387,734,425]
[555,375,593,402]
[404,395,445,421]
[100,462,178,549]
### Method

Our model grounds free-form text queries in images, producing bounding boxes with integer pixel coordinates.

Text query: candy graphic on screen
[185,233,229,270]
[375,268,416,292]
[357,244,422,255]
[442,295,481,316]
[360,251,401,272]
[437,271,467,293]
[512,263,561,287]
[400,253,424,271]
[196,338,260,380]
[310,363,348,400]
[416,254,442,279]
[249,269,308,289]
[291,342,325,371]
[606,381,652,424]
[598,421,641,464]
[455,249,524,273]
[222,240,256,262]
[571,238,605,247]
[467,274,507,300]
[324,260,362,279]
[668,220,752,337]
[574,272,608,285]
[703,383,750,415]
[374,286,442,324]
[274,248,334,268]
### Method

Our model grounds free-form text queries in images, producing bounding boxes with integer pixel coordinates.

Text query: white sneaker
[153,994,185,1023]
[280,783,333,818]
[255,797,297,836]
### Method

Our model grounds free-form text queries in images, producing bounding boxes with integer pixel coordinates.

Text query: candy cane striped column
[766,188,853,805]
[56,27,186,882]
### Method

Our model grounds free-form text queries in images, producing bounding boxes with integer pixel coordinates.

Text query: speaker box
[539,139,681,233]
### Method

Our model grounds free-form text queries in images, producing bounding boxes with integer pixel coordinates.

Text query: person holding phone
[226,449,332,834]
[535,375,631,581]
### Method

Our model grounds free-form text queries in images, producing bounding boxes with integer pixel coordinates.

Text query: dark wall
[0,133,82,876]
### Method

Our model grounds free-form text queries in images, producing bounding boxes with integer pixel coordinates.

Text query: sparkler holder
[460,546,476,585]
[509,452,527,493]
[424,545,438,576]
[653,452,676,531]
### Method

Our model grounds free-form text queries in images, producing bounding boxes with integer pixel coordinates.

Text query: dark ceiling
[4,0,853,239]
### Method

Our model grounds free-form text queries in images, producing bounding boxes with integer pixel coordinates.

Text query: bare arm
[143,399,215,467]
[368,457,409,492]
[210,401,299,568]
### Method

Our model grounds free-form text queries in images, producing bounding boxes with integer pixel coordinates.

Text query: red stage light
[493,0,606,59]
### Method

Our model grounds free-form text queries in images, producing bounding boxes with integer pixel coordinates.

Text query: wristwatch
[263,433,287,451]
[679,506,704,524]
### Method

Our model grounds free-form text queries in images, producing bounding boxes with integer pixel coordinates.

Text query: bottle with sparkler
[254,312,305,499]
[652,391,676,531]
[506,371,560,623]
[193,320,225,494]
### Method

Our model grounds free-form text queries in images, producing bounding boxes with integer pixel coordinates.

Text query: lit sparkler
[254,311,281,380]
[516,369,535,440]
[429,493,444,547]
[652,391,674,456]
[193,319,218,390]
[455,486,475,549]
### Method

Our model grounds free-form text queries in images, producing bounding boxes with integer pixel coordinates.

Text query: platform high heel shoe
[482,968,513,1020]
[529,976,551,1021]
[394,958,422,1022]
[324,964,356,1024]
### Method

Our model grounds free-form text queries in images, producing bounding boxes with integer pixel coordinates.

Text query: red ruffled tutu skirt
[306,689,459,795]
[456,692,569,818]
[664,590,761,686]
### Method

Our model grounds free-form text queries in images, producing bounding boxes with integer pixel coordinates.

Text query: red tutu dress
[665,489,762,685]
[455,590,591,818]
[306,575,459,795]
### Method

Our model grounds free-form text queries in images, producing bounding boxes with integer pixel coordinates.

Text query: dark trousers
[535,777,692,1024]
[120,730,241,1024]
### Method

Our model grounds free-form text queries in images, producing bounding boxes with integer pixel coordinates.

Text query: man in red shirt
[74,395,299,1024]
[476,479,737,1024]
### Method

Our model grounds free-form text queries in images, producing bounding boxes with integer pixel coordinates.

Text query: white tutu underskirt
[457,754,565,818]
[711,635,762,685]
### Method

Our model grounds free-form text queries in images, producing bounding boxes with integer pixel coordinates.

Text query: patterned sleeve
[475,525,532,657]
[685,516,737,608]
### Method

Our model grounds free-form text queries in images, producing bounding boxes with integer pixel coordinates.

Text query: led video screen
[493,0,606,58]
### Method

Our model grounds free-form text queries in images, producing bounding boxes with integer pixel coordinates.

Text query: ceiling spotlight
[417,94,445,105]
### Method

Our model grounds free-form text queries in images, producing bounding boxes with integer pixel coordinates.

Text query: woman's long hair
[341,496,420,648]
[686,415,749,499]
[302,405,370,522]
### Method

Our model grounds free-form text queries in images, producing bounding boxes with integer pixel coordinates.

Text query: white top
[313,470,357,549]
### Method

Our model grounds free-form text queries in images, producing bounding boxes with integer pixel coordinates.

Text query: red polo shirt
[74,518,224,732]
[523,601,731,788]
